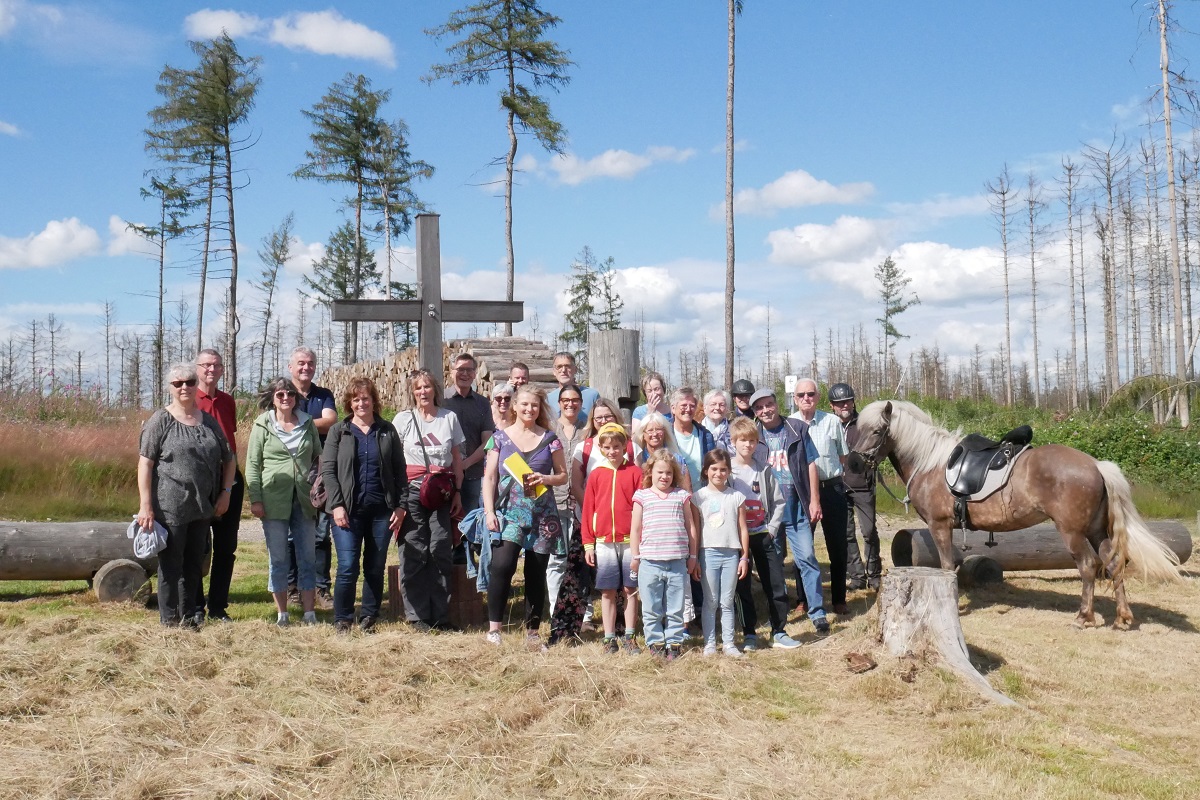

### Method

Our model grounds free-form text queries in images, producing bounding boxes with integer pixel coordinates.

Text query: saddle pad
[945,444,1030,502]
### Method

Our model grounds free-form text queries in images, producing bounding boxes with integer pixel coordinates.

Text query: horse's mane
[858,400,960,476]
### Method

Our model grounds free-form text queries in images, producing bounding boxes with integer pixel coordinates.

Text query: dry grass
[1,516,1198,799]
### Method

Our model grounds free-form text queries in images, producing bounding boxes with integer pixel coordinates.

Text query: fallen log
[0,521,157,602]
[878,566,1018,707]
[892,520,1192,572]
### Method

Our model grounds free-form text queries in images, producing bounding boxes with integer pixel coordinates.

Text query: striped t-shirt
[633,487,691,561]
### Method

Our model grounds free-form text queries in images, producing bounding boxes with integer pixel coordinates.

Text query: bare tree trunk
[1062,160,1080,409]
[1159,0,1191,427]
[724,0,737,390]
[503,61,518,338]
[222,135,240,390]
[1079,204,1091,409]
[195,155,215,354]
[1026,172,1042,408]
[986,168,1015,405]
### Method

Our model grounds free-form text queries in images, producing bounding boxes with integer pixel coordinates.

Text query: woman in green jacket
[246,377,322,626]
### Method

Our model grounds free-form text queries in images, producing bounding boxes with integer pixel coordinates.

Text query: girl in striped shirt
[630,449,700,660]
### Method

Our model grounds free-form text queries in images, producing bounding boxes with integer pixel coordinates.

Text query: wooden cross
[331,214,524,378]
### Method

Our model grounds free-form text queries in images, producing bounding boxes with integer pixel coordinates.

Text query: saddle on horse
[945,425,1033,530]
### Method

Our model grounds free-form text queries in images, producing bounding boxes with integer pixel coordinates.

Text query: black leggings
[487,541,550,630]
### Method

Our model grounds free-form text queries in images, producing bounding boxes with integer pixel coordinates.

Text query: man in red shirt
[195,348,242,622]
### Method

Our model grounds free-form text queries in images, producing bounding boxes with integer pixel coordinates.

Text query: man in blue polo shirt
[288,346,338,608]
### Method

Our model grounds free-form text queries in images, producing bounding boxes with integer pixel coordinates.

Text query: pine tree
[426,0,573,334]
[875,255,920,386]
[560,246,599,367]
[305,222,380,364]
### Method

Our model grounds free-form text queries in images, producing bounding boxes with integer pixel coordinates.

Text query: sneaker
[287,586,300,606]
[302,612,318,626]
[702,644,717,657]
[525,631,542,650]
[742,634,759,653]
[276,615,290,628]
[603,636,620,655]
[666,644,682,662]
[771,631,802,649]
[315,588,334,610]
[359,616,376,634]
[409,620,433,633]
[722,644,744,658]
[485,630,502,646]
[647,643,667,659]
[813,618,831,636]
[335,620,353,635]
[621,635,641,655]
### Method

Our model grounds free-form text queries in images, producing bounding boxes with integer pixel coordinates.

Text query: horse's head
[847,400,894,475]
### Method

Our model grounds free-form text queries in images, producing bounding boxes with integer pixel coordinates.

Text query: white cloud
[183,9,264,38]
[0,0,17,36]
[0,218,101,269]
[269,11,395,67]
[725,169,874,217]
[766,215,894,266]
[284,237,327,276]
[106,215,151,256]
[0,119,19,136]
[886,193,989,222]
[548,146,697,185]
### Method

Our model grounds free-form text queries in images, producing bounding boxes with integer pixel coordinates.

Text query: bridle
[850,417,891,473]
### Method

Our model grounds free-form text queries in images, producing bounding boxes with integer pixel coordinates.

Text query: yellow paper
[502,451,547,498]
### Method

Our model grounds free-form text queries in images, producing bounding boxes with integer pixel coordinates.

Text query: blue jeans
[700,547,740,647]
[332,509,392,623]
[263,500,317,594]
[639,558,688,646]
[779,492,826,621]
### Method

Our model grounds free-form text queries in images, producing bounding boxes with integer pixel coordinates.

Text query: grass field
[1,516,1197,799]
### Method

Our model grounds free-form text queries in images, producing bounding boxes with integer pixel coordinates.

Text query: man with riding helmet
[830,383,880,590]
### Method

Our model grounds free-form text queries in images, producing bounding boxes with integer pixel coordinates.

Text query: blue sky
[1,1,1194,389]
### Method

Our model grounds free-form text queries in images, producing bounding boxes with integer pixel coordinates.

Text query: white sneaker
[485,630,502,646]
[702,644,717,656]
[723,644,744,658]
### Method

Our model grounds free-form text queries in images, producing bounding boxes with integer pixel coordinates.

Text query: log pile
[316,337,558,412]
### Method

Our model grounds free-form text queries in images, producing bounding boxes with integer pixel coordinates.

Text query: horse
[847,400,1181,629]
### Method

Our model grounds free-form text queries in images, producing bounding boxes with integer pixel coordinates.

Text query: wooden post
[588,328,640,421]
[416,213,443,391]
[878,566,1018,707]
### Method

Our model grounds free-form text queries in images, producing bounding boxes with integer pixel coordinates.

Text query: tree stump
[877,566,1017,707]
[93,559,151,603]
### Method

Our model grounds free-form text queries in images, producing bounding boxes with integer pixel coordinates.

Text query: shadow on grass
[0,581,91,602]
[960,578,1199,633]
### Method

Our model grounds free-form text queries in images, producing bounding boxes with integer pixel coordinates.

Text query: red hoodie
[581,459,642,547]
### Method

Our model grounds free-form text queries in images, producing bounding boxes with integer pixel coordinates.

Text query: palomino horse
[848,400,1180,629]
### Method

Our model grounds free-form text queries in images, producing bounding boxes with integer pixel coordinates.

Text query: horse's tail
[1098,460,1181,582]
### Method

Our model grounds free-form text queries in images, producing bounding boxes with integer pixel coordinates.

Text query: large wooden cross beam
[331,214,523,380]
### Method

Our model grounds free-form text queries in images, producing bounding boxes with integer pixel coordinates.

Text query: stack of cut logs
[316,337,558,412]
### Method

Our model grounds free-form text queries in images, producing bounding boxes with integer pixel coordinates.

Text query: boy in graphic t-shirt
[727,417,801,650]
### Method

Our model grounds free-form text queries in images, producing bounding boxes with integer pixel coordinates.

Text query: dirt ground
[0,513,1197,799]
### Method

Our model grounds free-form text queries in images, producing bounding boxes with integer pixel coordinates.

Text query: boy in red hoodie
[582,423,643,654]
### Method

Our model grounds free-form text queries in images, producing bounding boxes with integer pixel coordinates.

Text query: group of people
[136,345,882,657]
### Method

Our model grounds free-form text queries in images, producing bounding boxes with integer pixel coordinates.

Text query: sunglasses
[559,397,581,404]
[494,396,511,403]
[795,392,817,398]
[170,379,198,388]
[275,390,296,399]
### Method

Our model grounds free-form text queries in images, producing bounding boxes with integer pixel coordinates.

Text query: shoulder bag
[412,411,456,511]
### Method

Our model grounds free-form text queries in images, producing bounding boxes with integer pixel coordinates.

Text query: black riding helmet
[731,378,755,396]
[828,383,855,403]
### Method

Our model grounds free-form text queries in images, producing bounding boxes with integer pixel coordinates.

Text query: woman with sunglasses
[137,363,236,627]
[490,382,515,430]
[545,384,590,643]
[246,377,322,626]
